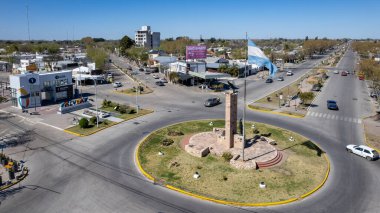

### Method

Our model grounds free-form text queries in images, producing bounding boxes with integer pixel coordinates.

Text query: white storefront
[9,70,73,109]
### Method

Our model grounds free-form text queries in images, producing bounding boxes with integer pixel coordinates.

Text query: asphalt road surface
[1,46,379,213]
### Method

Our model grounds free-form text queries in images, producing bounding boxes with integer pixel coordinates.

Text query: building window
[43,81,51,87]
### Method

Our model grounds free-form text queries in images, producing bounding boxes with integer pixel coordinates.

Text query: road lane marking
[340,117,344,121]
[306,111,311,116]
[348,118,353,122]
[322,114,327,118]
[326,114,331,119]
[310,112,315,116]
[358,119,362,124]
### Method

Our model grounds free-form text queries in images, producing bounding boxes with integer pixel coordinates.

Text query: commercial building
[135,26,160,49]
[9,70,74,109]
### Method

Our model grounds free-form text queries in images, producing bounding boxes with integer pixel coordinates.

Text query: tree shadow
[301,141,325,156]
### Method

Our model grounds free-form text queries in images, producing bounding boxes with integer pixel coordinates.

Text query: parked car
[265,78,273,83]
[160,78,168,83]
[311,84,321,91]
[286,70,294,76]
[333,70,339,74]
[155,81,165,86]
[327,100,338,110]
[346,145,379,161]
[341,71,347,76]
[277,76,284,81]
[204,97,221,107]
[113,82,122,88]
[139,68,144,72]
[152,74,159,79]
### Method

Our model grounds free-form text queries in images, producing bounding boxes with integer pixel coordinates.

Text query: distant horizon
[1,0,379,40]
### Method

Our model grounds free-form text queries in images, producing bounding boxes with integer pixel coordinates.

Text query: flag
[248,40,278,76]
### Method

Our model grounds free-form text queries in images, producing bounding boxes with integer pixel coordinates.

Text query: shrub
[90,116,97,124]
[119,105,128,114]
[168,130,184,136]
[79,118,89,128]
[128,109,136,114]
[222,152,233,162]
[103,120,109,125]
[162,138,174,146]
[253,129,260,134]
[102,99,108,107]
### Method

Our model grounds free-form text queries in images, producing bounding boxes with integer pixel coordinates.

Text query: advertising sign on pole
[186,45,206,60]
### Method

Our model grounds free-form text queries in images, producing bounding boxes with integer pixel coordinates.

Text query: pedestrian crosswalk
[306,111,362,124]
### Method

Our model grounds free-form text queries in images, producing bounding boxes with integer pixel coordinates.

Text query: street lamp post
[92,77,99,128]
[135,82,139,114]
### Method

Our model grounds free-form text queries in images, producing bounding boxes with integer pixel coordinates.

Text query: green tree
[86,46,108,70]
[81,37,94,45]
[299,92,315,105]
[119,35,134,56]
[79,118,89,128]
[209,37,216,43]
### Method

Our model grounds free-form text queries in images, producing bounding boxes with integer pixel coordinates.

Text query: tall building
[135,26,160,49]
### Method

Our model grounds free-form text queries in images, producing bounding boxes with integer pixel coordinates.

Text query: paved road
[2,45,380,213]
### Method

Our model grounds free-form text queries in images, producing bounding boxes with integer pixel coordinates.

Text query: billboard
[186,45,206,60]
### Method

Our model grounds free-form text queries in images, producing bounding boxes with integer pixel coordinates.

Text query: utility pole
[26,5,31,42]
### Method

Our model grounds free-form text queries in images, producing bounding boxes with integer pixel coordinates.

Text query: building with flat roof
[9,70,73,109]
[135,26,160,49]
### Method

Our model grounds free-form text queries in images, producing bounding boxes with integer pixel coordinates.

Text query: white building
[135,26,160,49]
[9,71,74,109]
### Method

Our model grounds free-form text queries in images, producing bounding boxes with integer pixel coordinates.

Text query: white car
[286,70,293,76]
[113,82,122,88]
[346,145,379,161]
[333,70,339,74]
[160,78,168,83]
[152,74,159,79]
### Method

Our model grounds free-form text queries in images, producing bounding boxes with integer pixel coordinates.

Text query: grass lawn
[65,120,116,136]
[138,120,328,203]
[116,86,153,95]
[101,106,153,121]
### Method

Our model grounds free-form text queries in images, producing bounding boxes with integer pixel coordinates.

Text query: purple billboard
[186,45,207,60]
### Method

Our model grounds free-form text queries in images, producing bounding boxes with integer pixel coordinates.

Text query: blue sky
[0,0,379,40]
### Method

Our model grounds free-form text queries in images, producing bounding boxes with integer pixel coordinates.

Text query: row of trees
[218,64,240,77]
[303,40,339,56]
[4,42,60,54]
[118,35,148,66]
[159,37,195,56]
[352,41,380,58]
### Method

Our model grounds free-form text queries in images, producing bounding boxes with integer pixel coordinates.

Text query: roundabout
[136,119,330,205]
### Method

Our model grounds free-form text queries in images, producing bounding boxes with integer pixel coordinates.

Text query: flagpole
[242,32,247,162]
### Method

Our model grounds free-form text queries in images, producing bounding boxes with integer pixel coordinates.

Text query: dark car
[341,71,347,76]
[204,98,221,107]
[265,78,273,83]
[311,84,321,91]
[155,81,165,86]
[327,100,339,110]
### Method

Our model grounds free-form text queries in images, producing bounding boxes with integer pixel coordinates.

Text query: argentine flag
[248,40,278,76]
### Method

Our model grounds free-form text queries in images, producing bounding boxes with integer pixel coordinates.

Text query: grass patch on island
[138,120,328,203]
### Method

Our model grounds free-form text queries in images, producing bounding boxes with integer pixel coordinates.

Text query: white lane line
[358,119,362,124]
[340,117,344,121]
[352,118,357,123]
[348,118,353,122]
[326,114,332,119]
[307,111,311,116]
[331,115,337,120]
[322,113,328,118]
[344,117,348,122]
[310,112,316,116]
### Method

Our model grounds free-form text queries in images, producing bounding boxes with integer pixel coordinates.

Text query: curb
[0,167,29,191]
[247,105,305,119]
[63,110,154,137]
[135,120,330,207]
